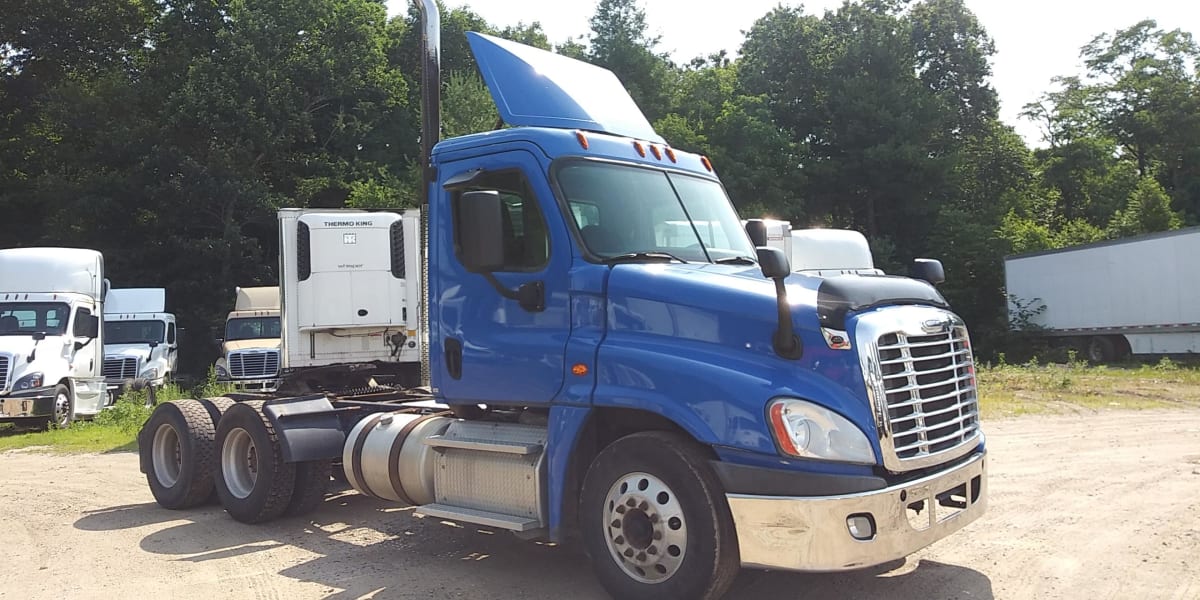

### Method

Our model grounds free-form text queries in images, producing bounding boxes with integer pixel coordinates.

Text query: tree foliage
[2,0,1198,363]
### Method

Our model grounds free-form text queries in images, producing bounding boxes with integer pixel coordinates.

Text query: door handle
[444,337,463,380]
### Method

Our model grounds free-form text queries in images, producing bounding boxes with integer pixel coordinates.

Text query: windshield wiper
[602,252,689,264]
[714,256,757,265]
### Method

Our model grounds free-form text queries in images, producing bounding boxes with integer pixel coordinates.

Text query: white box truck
[103,288,178,395]
[0,248,108,428]
[1004,227,1200,361]
[214,286,281,391]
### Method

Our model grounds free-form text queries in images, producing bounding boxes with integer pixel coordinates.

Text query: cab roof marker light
[650,145,662,160]
[665,147,677,162]
[633,140,646,157]
[575,131,589,150]
[700,155,713,172]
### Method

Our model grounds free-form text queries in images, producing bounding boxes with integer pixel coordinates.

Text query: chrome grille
[229,350,280,379]
[877,326,979,463]
[0,354,10,390]
[103,357,139,381]
[856,306,983,472]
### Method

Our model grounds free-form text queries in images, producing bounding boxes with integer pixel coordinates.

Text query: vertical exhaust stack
[415,0,439,387]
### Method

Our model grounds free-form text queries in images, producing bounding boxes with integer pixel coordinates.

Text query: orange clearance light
[700,155,713,171]
[571,363,589,376]
[665,147,677,162]
[575,131,589,150]
[633,140,646,157]
[650,145,662,160]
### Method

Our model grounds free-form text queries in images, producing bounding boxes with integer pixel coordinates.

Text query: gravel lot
[2,409,1198,600]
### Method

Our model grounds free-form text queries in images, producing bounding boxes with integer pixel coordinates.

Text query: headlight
[140,368,159,380]
[14,372,45,391]
[767,398,876,464]
[216,365,229,380]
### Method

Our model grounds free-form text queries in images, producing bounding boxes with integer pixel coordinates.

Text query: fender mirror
[756,247,802,360]
[911,258,945,286]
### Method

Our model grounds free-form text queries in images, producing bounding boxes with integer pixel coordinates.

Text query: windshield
[0,302,70,336]
[225,317,280,341]
[105,320,165,344]
[557,162,756,262]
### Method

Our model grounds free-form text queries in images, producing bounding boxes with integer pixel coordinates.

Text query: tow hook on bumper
[727,451,987,572]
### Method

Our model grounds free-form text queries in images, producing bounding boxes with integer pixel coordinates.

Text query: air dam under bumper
[727,451,986,572]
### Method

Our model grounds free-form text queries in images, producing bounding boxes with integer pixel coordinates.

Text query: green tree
[586,0,677,122]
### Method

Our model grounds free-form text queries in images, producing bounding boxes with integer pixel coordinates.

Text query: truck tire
[141,400,220,510]
[199,397,239,505]
[214,401,296,524]
[53,383,73,429]
[580,432,739,600]
[1086,336,1116,363]
[285,460,333,517]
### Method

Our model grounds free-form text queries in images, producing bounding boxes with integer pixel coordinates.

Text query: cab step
[415,503,541,531]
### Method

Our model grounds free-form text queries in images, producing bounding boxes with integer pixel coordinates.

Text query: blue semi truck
[137,3,987,598]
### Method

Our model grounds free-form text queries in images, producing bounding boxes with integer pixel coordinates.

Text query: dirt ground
[1,410,1198,600]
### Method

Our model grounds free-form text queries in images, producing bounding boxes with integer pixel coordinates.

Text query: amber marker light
[768,402,801,456]
[665,147,677,162]
[572,363,589,376]
[576,131,589,150]
[650,145,662,160]
[700,155,713,171]
[633,140,646,157]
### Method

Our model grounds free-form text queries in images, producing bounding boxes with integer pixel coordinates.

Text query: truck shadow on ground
[74,488,993,600]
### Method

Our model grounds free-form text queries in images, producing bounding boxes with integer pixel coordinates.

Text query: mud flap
[262,395,347,463]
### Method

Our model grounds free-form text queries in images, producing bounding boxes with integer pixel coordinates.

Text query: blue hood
[466,32,664,143]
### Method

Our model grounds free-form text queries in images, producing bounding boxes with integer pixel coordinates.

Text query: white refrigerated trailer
[1004,227,1200,361]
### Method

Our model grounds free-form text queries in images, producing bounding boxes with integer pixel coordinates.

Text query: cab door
[429,149,572,405]
[68,305,106,415]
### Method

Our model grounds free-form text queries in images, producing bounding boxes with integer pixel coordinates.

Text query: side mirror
[74,313,100,339]
[148,341,160,349]
[756,246,791,280]
[214,337,224,346]
[911,258,945,286]
[456,190,506,273]
[32,331,47,341]
[745,219,768,248]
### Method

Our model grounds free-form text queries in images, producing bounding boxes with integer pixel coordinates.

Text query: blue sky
[387,0,1200,145]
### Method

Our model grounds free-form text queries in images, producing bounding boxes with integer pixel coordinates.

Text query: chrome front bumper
[0,389,56,422]
[223,378,279,392]
[727,451,986,572]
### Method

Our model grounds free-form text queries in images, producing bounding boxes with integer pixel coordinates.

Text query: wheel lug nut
[614,535,625,545]
[638,501,649,511]
[652,531,662,540]
[636,552,646,562]
[616,505,626,514]
[626,498,637,508]
[647,546,658,555]
[624,548,635,558]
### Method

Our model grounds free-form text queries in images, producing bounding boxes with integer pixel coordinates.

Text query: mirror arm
[771,278,802,360]
[482,273,545,313]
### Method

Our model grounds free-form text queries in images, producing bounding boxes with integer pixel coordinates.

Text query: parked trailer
[1004,227,1200,362]
[0,248,107,428]
[138,4,986,599]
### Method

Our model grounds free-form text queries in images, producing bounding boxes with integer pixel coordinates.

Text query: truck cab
[103,288,178,396]
[0,248,108,428]
[214,286,281,391]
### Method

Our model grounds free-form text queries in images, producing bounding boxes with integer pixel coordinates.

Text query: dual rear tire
[141,398,331,521]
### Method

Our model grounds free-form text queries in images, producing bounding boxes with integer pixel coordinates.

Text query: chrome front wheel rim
[602,472,688,584]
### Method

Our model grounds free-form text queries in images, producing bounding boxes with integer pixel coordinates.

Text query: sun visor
[466,32,664,143]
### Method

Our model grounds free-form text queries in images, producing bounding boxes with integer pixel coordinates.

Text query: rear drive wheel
[214,401,296,523]
[53,384,73,429]
[286,460,333,517]
[140,400,219,509]
[580,432,739,600]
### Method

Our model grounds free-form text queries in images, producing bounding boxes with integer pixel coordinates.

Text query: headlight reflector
[14,372,45,391]
[768,398,876,464]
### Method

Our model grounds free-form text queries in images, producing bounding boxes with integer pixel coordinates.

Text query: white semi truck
[1005,227,1200,362]
[0,248,108,428]
[214,286,282,390]
[103,288,178,396]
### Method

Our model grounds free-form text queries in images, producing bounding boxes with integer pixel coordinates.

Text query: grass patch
[978,357,1200,419]
[0,374,236,454]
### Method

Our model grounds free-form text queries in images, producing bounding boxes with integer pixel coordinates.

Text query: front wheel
[580,432,739,600]
[53,384,74,429]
